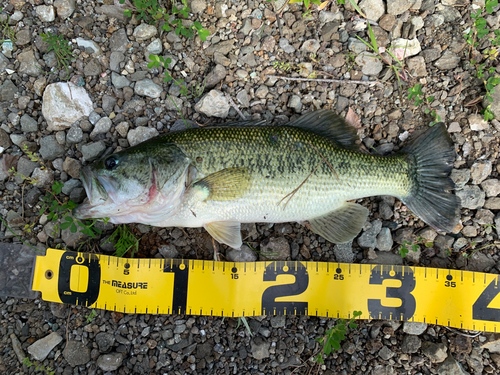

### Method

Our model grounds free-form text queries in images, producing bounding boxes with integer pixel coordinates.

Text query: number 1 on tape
[31,249,500,332]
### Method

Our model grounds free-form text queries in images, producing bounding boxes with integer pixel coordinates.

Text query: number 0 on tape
[32,249,500,332]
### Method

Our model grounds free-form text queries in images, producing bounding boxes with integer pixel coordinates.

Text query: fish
[73,110,461,249]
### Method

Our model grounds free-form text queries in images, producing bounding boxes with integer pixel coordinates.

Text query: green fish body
[74,110,460,248]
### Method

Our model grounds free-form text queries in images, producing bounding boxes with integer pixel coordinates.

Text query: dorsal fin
[287,110,360,150]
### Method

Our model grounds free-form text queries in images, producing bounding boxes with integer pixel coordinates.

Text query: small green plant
[40,181,103,238]
[85,308,98,323]
[0,9,17,44]
[399,237,433,258]
[272,60,293,72]
[120,0,209,40]
[104,224,140,258]
[236,317,253,336]
[408,84,442,126]
[22,357,55,375]
[40,32,74,79]
[314,311,362,364]
[356,22,408,91]
[464,0,500,121]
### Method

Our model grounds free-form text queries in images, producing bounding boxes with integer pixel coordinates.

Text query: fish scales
[151,125,411,226]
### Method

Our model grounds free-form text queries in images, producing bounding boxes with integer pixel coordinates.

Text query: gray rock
[127,127,159,147]
[10,134,26,147]
[300,39,321,54]
[358,220,382,248]
[450,169,470,189]
[407,56,427,77]
[195,90,230,118]
[261,35,276,52]
[67,125,83,143]
[18,50,39,77]
[158,244,179,259]
[40,135,65,161]
[471,160,492,184]
[0,128,11,148]
[169,119,197,132]
[437,354,469,375]
[421,341,448,363]
[191,0,207,13]
[109,29,129,53]
[226,245,257,262]
[61,220,88,248]
[205,64,226,89]
[355,51,383,76]
[15,158,37,184]
[134,79,163,98]
[50,302,68,318]
[146,38,162,55]
[96,5,128,21]
[84,60,101,76]
[110,52,125,72]
[97,353,123,371]
[348,38,367,54]
[91,117,112,138]
[255,85,269,99]
[42,82,93,131]
[333,241,355,263]
[319,11,343,24]
[164,96,183,111]
[366,251,404,265]
[54,0,75,19]
[376,227,393,251]
[279,38,295,53]
[438,5,461,22]
[288,95,302,112]
[401,335,421,353]
[403,321,427,335]
[32,168,54,188]
[64,340,90,367]
[251,337,270,360]
[434,50,460,70]
[0,80,17,101]
[485,197,500,210]
[81,141,106,162]
[27,332,63,361]
[336,96,349,112]
[421,47,442,63]
[378,346,395,360]
[36,5,55,22]
[96,332,115,353]
[467,251,495,272]
[481,179,500,197]
[236,90,250,108]
[133,24,157,42]
[456,185,485,210]
[20,114,38,133]
[259,237,290,261]
[359,0,385,21]
[0,50,9,71]
[469,113,489,131]
[387,0,414,15]
[62,179,82,195]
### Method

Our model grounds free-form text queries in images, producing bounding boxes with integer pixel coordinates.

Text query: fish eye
[105,156,118,170]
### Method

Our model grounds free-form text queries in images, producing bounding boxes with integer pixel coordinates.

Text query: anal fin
[308,202,368,244]
[204,221,242,249]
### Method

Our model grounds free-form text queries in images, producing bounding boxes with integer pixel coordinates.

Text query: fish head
[74,143,189,222]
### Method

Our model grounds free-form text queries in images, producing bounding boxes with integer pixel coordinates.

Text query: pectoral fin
[204,221,242,249]
[308,202,368,244]
[193,167,251,201]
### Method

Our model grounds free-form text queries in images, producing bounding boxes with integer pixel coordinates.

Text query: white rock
[36,5,56,22]
[133,24,157,42]
[91,117,112,138]
[127,127,159,147]
[359,0,385,22]
[76,38,102,56]
[355,51,383,76]
[54,0,75,20]
[194,90,230,118]
[469,113,489,131]
[42,82,93,131]
[390,38,421,58]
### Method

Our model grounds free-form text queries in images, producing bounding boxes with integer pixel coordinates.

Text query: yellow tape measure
[32,249,500,332]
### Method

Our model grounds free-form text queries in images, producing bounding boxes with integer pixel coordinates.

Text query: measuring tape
[31,248,500,332]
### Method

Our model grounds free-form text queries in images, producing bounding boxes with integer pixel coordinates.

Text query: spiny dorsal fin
[287,110,360,150]
[192,167,251,201]
[204,221,242,249]
[308,202,368,244]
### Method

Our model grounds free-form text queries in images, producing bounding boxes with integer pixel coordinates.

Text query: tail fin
[401,123,460,232]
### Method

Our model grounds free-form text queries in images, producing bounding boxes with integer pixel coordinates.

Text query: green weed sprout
[408,84,442,126]
[104,224,140,258]
[40,32,74,79]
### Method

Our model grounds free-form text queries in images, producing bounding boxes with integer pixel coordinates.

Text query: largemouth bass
[74,110,460,249]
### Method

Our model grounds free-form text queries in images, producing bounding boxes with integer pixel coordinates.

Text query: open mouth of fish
[73,167,110,219]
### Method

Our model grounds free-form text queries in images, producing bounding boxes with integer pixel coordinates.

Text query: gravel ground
[1,0,500,373]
